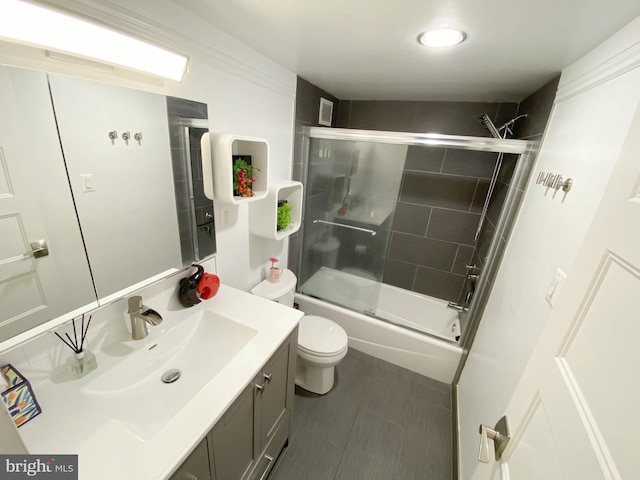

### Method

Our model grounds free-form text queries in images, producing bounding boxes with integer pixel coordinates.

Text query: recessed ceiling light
[418,28,466,48]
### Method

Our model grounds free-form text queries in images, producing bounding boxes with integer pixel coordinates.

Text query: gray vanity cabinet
[210,382,255,479]
[249,335,294,480]
[168,329,297,480]
[169,436,212,480]
[211,328,298,480]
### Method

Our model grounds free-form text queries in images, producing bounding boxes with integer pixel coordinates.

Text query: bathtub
[296,267,463,383]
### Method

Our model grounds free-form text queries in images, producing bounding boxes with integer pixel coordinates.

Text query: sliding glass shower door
[298,136,407,315]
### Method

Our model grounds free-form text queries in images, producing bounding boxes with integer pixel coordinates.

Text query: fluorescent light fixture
[0,0,188,81]
[418,28,466,48]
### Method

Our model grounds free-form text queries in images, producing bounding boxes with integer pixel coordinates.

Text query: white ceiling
[172,0,640,102]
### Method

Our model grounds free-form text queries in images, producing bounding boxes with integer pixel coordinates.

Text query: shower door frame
[299,127,533,344]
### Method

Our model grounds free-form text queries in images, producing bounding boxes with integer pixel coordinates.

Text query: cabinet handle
[257,455,274,480]
[256,373,272,392]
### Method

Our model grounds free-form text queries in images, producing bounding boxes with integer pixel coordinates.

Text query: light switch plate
[219,206,231,227]
[545,268,567,307]
[79,173,95,192]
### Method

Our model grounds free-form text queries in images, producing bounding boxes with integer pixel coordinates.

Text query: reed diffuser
[55,314,97,378]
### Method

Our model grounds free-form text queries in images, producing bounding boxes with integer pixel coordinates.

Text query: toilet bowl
[251,269,348,395]
[296,315,348,394]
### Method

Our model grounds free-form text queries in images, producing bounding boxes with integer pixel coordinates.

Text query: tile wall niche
[291,76,559,304]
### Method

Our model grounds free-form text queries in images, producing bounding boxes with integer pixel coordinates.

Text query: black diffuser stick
[80,315,85,350]
[72,318,79,351]
[80,315,92,352]
[55,332,77,353]
[65,333,79,353]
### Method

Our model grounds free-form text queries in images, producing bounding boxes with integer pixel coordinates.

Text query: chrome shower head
[478,114,501,139]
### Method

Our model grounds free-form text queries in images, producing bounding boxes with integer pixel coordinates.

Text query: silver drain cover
[161,369,181,384]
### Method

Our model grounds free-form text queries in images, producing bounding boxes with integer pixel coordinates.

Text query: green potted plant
[277,201,292,231]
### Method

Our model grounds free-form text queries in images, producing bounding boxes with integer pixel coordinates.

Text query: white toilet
[251,269,348,395]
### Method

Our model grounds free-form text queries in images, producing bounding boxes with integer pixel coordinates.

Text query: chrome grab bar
[313,219,376,236]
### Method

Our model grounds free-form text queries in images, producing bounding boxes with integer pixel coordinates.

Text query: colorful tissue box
[1,364,41,427]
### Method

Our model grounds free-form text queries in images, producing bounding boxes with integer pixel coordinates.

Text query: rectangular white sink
[81,310,257,440]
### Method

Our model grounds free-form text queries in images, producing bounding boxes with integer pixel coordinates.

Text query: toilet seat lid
[298,316,348,354]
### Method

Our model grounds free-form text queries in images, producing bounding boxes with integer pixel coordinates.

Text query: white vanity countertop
[17,285,303,480]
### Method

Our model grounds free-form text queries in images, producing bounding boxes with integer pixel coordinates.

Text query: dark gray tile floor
[269,349,453,480]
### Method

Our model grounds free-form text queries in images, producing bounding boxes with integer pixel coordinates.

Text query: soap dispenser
[178,264,204,308]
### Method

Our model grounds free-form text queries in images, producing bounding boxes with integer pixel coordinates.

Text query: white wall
[0,0,297,292]
[457,16,640,479]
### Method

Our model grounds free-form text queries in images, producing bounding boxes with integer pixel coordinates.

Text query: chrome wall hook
[121,131,131,144]
[536,171,574,193]
[554,176,573,192]
[108,130,118,143]
[134,132,142,144]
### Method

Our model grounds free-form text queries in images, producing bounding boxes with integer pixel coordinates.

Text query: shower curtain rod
[304,127,530,155]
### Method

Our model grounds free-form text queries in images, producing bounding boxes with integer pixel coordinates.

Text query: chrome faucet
[127,296,163,340]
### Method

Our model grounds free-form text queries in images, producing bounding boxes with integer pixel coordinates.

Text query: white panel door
[0,66,96,344]
[476,93,640,479]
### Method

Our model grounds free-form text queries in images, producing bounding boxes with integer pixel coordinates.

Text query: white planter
[202,133,269,204]
[249,179,303,240]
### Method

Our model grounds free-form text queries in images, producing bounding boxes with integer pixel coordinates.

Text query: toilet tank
[250,269,297,307]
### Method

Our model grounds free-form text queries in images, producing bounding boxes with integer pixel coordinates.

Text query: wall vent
[318,97,333,126]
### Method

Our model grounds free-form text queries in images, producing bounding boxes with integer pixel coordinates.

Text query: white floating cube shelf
[250,179,303,240]
[208,134,269,204]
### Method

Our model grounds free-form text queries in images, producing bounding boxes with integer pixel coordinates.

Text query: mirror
[0,64,214,343]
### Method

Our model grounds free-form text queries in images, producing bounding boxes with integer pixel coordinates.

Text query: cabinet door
[212,383,256,480]
[169,436,211,480]
[257,340,291,451]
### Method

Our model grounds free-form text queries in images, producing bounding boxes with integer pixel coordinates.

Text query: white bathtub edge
[295,293,463,384]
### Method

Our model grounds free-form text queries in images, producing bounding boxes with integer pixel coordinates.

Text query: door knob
[478,415,511,463]
[23,239,49,258]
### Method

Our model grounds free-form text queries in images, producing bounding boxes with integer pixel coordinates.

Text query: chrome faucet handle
[127,296,143,313]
